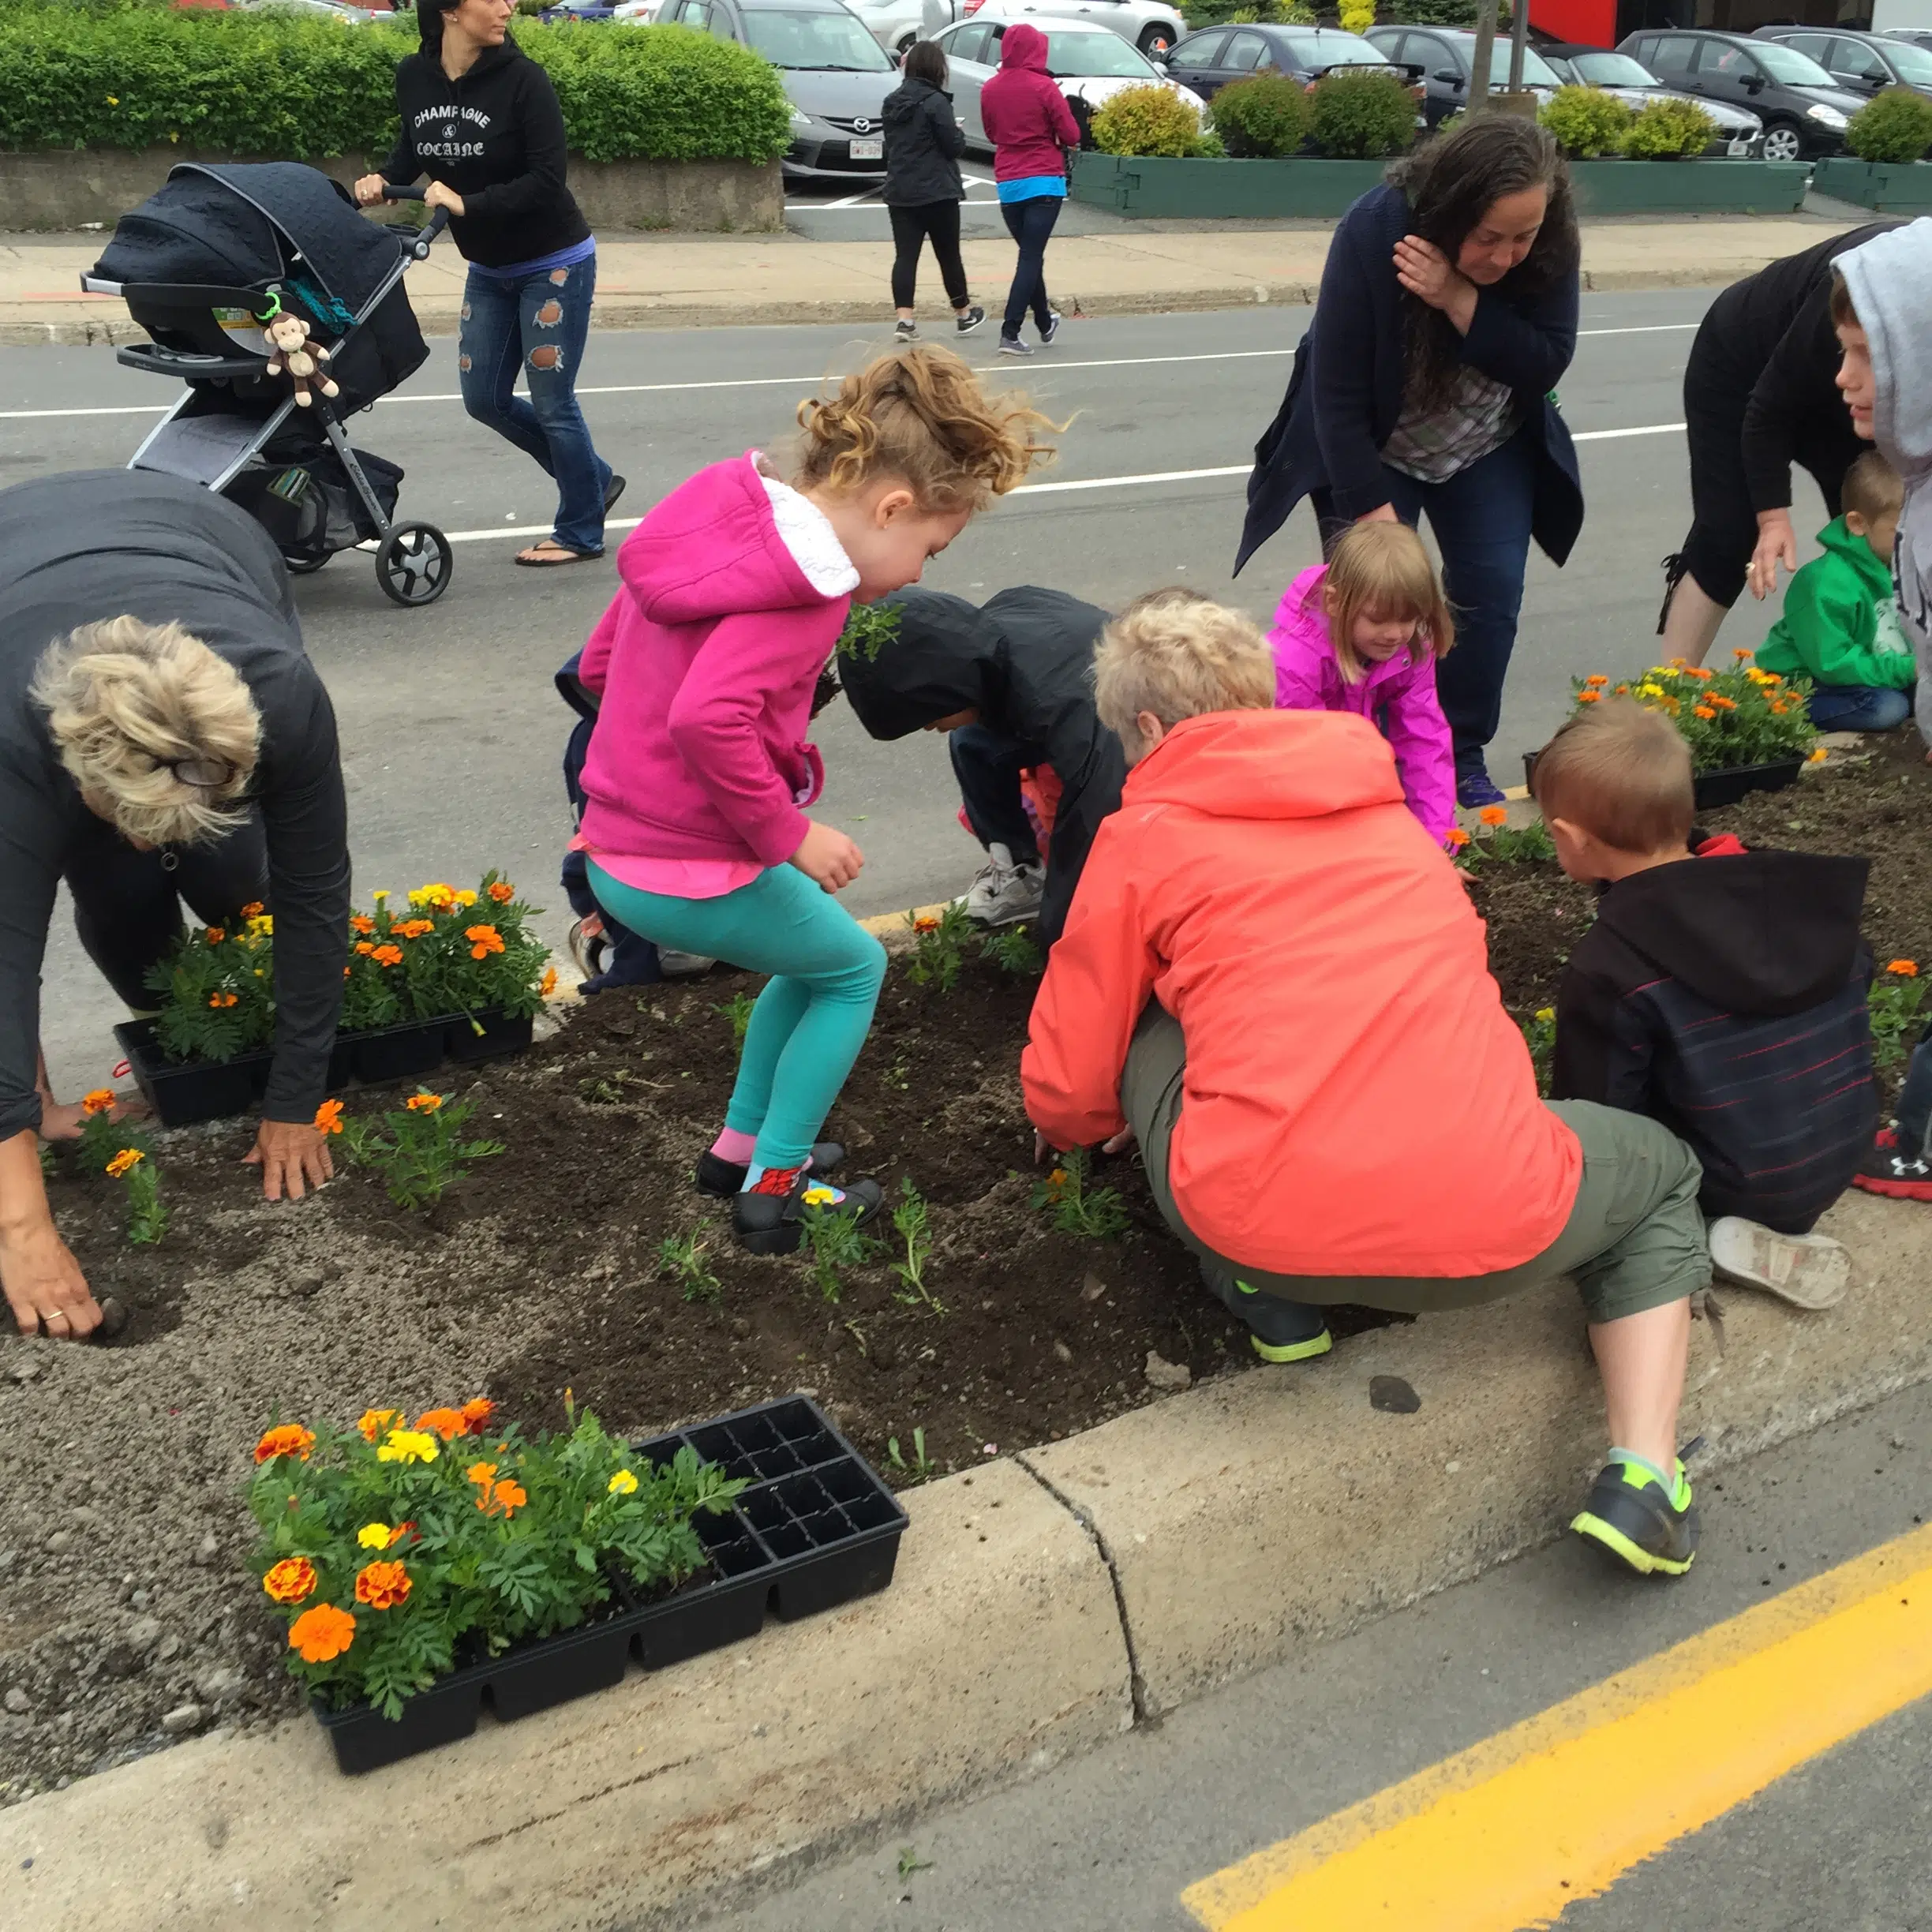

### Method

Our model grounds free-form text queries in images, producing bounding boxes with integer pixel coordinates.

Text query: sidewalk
[0,210,1861,344]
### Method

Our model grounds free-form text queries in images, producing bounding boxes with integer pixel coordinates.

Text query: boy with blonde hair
[1537,699,1874,1305]
[1025,593,1713,1579]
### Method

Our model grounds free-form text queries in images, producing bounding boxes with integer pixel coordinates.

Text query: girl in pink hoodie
[1267,520,1458,845]
[575,346,1054,1254]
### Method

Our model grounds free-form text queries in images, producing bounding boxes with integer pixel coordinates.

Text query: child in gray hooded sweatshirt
[1840,218,1932,1202]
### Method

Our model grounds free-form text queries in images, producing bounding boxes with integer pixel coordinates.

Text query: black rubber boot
[695,1140,845,1200]
[731,1166,883,1256]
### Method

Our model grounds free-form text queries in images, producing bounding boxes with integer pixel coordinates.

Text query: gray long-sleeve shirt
[0,470,349,1142]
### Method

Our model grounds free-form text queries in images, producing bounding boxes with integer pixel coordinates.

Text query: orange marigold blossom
[1733,647,1753,660]
[263,1557,316,1604]
[488,881,515,904]
[254,1424,315,1465]
[1615,683,1630,695]
[356,1407,396,1443]
[1889,960,1919,977]
[1710,695,1736,710]
[314,1098,343,1135]
[1576,689,1601,704]
[1694,706,1716,720]
[105,1148,144,1180]
[405,1091,444,1114]
[350,914,376,936]
[203,927,225,945]
[372,944,403,968]
[395,919,435,939]
[415,1406,467,1441]
[1445,826,1470,849]
[1584,673,1608,687]
[354,1560,411,1610]
[241,901,264,919]
[208,991,238,1009]
[289,1603,357,1663]
[464,923,504,960]
[80,1088,115,1116]
[913,915,939,932]
[459,1397,495,1432]
[1478,806,1508,827]
[355,941,375,957]
[466,1460,498,1486]
[483,1479,526,1517]
[538,965,558,999]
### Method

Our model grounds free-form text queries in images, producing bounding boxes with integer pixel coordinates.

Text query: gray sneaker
[893,318,917,343]
[1040,309,1063,346]
[1708,1216,1851,1309]
[998,335,1034,358]
[956,841,1044,926]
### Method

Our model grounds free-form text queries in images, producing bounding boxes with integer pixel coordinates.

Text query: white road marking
[432,421,1689,544]
[0,327,1702,421]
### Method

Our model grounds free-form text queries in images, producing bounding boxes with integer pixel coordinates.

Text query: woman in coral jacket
[1020,590,1712,1582]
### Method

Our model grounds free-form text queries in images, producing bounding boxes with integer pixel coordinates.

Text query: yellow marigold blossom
[608,1470,638,1496]
[802,1185,840,1206]
[1809,747,1829,763]
[453,889,477,909]
[106,1148,144,1179]
[357,1522,396,1550]
[408,882,457,910]
[1636,682,1665,699]
[1536,1007,1556,1024]
[376,1428,439,1465]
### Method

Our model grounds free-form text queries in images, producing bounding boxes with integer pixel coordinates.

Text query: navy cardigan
[1236,184,1584,575]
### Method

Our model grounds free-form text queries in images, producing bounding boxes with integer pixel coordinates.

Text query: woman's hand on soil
[1101,1127,1136,1156]
[791,822,864,893]
[35,1096,87,1143]
[245,1118,334,1202]
[351,174,387,208]
[1747,511,1798,600]
[1393,236,1476,331]
[0,1219,101,1340]
[423,181,466,218]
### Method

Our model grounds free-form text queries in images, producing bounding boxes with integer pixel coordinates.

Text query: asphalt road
[702,1377,1932,1932]
[0,289,1810,1095]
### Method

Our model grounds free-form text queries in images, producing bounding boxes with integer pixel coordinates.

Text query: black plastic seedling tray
[115,1020,266,1128]
[309,1396,906,1773]
[1522,751,1801,814]
[445,1007,535,1065]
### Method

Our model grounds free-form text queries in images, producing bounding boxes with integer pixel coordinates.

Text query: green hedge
[0,10,790,164]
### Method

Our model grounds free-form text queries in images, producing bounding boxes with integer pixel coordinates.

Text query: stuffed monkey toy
[262,313,339,408]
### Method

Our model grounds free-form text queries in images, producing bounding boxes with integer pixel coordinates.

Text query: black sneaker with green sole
[1571,1456,1699,1577]
[1199,1260,1332,1364]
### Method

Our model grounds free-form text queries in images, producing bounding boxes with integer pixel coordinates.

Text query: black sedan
[1163,23,1416,103]
[1754,24,1932,102]
[1365,24,1565,126]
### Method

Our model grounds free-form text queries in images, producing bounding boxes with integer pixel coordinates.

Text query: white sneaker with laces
[1707,1216,1851,1309]
[955,841,1045,927]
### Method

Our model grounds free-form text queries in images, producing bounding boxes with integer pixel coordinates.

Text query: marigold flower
[375,1428,439,1465]
[395,918,435,939]
[350,914,376,936]
[248,914,274,937]
[1536,1007,1556,1024]
[1808,746,1829,763]
[1636,682,1665,699]
[354,1559,411,1611]
[405,1091,444,1114]
[355,941,375,957]
[105,1148,144,1179]
[372,944,404,968]
[465,924,505,960]
[1687,665,1714,680]
[1769,701,1788,715]
[539,965,559,998]
[608,1470,638,1496]
[1444,826,1470,849]
[1615,683,1630,696]
[459,1398,495,1433]
[255,1424,315,1465]
[241,901,265,919]
[802,1185,840,1206]
[288,1603,356,1664]
[913,915,939,933]
[1733,646,1753,661]
[488,881,515,904]
[409,883,456,910]
[415,1406,467,1441]
[315,1098,343,1136]
[356,1407,396,1443]
[1478,806,1508,827]
[1694,706,1716,720]
[466,1460,498,1488]
[1710,695,1736,710]
[481,1479,526,1517]
[1576,689,1601,703]
[1762,672,1783,686]
[454,890,477,909]
[357,1522,395,1550]
[263,1556,316,1604]
[1889,960,1919,978]
[80,1088,115,1116]
[204,927,226,945]
[1584,673,1608,687]
[209,991,238,1009]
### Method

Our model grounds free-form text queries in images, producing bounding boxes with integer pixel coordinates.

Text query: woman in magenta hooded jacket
[979,23,1080,358]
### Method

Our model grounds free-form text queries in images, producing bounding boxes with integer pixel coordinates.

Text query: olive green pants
[1121,1005,1709,1325]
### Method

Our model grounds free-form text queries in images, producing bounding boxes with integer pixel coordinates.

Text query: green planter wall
[1070,152,1810,219]
[1811,156,1932,212]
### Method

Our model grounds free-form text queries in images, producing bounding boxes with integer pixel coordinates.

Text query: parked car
[1618,28,1866,161]
[973,0,1186,59]
[540,0,625,18]
[1753,24,1932,103]
[1164,23,1419,104]
[612,0,676,16]
[1885,28,1932,55]
[234,0,378,17]
[1365,25,1563,126]
[1538,43,1765,155]
[930,15,1202,150]
[664,0,900,182]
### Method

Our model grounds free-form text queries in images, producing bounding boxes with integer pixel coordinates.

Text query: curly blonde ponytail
[795,345,1058,513]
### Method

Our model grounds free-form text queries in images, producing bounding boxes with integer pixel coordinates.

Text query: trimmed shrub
[1307,69,1416,159]
[1619,95,1716,159]
[1091,83,1218,158]
[1376,0,1511,26]
[1181,0,1312,28]
[1847,87,1932,164]
[1208,71,1312,157]
[1337,0,1376,32]
[1539,84,1633,159]
[0,10,790,164]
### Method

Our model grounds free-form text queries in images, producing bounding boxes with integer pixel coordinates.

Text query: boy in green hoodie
[1758,451,1912,732]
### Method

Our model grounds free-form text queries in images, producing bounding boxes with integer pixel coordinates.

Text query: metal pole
[1469,0,1499,114]
[1508,0,1528,92]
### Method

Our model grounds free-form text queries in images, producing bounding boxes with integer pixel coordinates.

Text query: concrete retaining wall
[0,149,783,235]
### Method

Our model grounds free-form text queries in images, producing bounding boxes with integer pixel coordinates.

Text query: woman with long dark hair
[354,0,620,566]
[882,40,983,343]
[1238,117,1583,807]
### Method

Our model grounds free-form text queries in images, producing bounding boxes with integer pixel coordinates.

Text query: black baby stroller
[81,162,454,608]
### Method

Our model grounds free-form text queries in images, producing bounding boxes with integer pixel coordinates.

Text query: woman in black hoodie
[354,0,619,565]
[882,42,983,343]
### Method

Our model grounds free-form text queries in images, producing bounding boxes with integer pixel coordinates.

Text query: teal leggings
[586,859,886,1170]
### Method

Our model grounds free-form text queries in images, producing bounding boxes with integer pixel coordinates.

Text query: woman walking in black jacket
[882,43,983,342]
[354,0,620,566]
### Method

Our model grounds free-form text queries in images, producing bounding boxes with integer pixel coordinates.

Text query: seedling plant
[835,600,903,665]
[799,1196,877,1303]
[75,1089,149,1174]
[906,901,973,992]
[1032,1146,1130,1241]
[1521,1006,1556,1096]
[979,925,1042,975]
[713,991,756,1047]
[889,1178,944,1315]
[110,1147,167,1245]
[1449,811,1556,867]
[330,1090,504,1209]
[886,1427,938,1485]
[1870,959,1926,1076]
[658,1224,724,1304]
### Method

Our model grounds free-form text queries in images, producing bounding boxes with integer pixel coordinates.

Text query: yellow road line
[1183,1521,1932,1932]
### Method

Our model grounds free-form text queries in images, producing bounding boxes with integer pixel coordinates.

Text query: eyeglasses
[163,756,241,790]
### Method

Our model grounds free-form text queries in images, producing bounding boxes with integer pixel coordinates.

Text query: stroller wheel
[283,549,331,577]
[375,522,453,608]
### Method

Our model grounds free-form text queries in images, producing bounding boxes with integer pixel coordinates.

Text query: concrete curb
[3,1185,1925,1926]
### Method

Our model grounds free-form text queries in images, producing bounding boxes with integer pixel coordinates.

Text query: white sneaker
[1707,1216,1851,1310]
[658,949,716,978]
[956,841,1044,927]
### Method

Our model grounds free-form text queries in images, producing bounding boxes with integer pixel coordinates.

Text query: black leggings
[65,809,269,1009]
[888,200,969,312]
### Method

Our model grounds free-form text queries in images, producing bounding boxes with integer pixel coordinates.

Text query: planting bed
[2,739,1928,1804]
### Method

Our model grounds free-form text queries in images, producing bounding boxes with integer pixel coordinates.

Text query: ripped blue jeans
[458,251,611,555]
